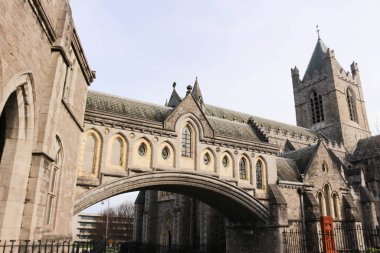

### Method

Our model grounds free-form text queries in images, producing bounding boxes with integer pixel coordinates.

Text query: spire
[303,38,329,80]
[167,82,182,108]
[191,77,204,106]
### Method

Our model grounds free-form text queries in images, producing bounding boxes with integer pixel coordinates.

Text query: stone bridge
[74,90,280,224]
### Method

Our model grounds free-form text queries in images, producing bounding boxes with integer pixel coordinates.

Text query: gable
[301,141,348,189]
[164,94,214,138]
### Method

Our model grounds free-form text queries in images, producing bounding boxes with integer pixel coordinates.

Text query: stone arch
[160,210,174,247]
[174,113,205,140]
[0,72,36,239]
[255,156,267,191]
[157,141,175,168]
[74,171,270,224]
[220,150,234,178]
[106,133,128,170]
[78,128,102,178]
[134,137,153,168]
[200,148,216,173]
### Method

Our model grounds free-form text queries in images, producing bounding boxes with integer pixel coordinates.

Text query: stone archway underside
[74,171,270,224]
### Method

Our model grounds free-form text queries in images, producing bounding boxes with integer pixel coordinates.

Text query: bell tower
[291,38,371,151]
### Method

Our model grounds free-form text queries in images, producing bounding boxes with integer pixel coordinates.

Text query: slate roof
[276,158,301,182]
[280,145,318,174]
[303,38,344,81]
[86,91,172,122]
[204,104,318,139]
[207,116,262,142]
[86,90,319,143]
[352,135,380,160]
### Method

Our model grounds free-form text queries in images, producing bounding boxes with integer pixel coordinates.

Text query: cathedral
[131,38,380,252]
[1,1,380,253]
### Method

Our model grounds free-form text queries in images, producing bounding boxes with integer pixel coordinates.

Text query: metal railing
[283,224,380,253]
[0,241,107,253]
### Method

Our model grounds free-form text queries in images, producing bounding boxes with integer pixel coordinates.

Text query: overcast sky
[70,1,380,212]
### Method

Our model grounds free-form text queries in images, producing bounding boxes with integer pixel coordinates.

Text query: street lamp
[101,198,110,242]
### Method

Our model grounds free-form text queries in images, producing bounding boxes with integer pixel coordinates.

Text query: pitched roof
[280,145,318,174]
[207,116,263,142]
[86,91,172,122]
[204,104,318,139]
[353,135,380,160]
[276,158,301,182]
[86,91,319,144]
[167,88,182,108]
[303,39,328,80]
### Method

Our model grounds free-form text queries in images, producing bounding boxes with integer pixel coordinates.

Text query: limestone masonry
[1,1,380,252]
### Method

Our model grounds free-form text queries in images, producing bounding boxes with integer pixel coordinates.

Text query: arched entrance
[0,73,35,239]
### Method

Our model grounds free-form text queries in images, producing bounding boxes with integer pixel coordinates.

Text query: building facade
[1,0,380,252]
[0,0,94,240]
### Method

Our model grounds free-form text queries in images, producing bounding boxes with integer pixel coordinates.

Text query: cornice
[28,0,57,43]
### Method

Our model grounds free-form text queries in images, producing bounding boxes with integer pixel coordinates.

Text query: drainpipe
[298,174,307,253]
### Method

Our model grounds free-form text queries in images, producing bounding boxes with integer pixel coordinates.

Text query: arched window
[310,91,324,124]
[346,89,358,123]
[332,193,340,219]
[83,134,97,173]
[112,138,123,166]
[46,137,63,226]
[239,157,247,180]
[181,125,192,157]
[317,191,325,216]
[324,184,331,216]
[256,160,264,189]
[80,129,101,176]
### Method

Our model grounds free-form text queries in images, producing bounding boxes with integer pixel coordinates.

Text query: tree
[93,202,134,242]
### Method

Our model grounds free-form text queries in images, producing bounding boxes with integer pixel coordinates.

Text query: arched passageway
[74,171,270,224]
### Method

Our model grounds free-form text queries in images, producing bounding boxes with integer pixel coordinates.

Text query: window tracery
[181,125,192,157]
[239,157,247,180]
[310,91,324,124]
[346,88,358,123]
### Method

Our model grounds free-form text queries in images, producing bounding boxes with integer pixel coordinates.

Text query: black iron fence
[0,241,224,253]
[0,241,107,253]
[283,224,380,253]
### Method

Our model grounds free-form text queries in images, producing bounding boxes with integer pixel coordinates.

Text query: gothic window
[317,191,325,216]
[83,133,98,173]
[310,91,324,124]
[181,125,192,157]
[46,137,63,226]
[239,157,247,180]
[256,159,264,189]
[322,162,328,173]
[324,184,331,216]
[346,89,358,123]
[332,193,340,219]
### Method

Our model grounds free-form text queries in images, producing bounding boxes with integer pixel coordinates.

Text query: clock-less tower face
[291,38,371,151]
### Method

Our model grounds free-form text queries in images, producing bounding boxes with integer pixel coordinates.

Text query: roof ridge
[88,90,171,110]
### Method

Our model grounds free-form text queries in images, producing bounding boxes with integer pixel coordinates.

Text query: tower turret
[292,38,371,151]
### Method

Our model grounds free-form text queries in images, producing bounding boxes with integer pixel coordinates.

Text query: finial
[316,25,320,39]
[172,82,176,89]
[186,85,192,95]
